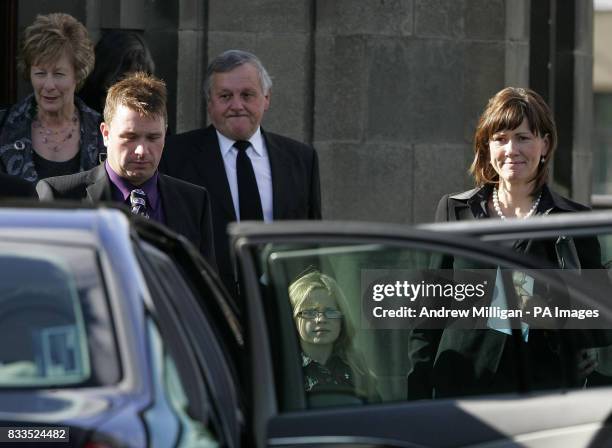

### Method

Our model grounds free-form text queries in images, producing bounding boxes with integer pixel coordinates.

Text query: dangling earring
[540,156,545,164]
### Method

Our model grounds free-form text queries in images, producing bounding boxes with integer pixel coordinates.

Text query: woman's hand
[577,348,598,379]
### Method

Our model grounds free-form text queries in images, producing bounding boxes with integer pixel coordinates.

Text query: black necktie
[130,188,149,218]
[234,140,263,220]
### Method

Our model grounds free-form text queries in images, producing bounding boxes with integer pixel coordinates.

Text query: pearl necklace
[492,187,541,220]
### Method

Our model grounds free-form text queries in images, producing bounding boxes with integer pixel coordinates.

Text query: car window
[145,317,219,447]
[0,241,118,387]
[246,239,612,410]
[483,232,612,391]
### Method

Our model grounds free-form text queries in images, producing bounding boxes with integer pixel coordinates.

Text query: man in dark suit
[36,72,215,266]
[0,172,37,198]
[160,49,320,296]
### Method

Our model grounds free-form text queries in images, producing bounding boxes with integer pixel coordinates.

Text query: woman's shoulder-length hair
[470,86,557,194]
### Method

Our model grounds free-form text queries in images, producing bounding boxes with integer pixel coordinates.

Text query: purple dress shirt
[105,161,165,224]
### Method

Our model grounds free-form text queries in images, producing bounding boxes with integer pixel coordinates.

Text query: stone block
[366,38,465,143]
[462,41,506,141]
[504,41,530,86]
[255,34,311,142]
[179,0,207,30]
[413,144,471,223]
[145,30,178,129]
[122,0,146,30]
[464,0,505,41]
[572,152,593,203]
[208,32,311,142]
[574,53,593,151]
[143,0,177,30]
[414,0,465,39]
[176,30,206,133]
[316,142,414,223]
[316,0,413,36]
[208,32,257,58]
[18,0,86,27]
[100,0,148,30]
[208,0,312,33]
[313,35,368,142]
[575,1,594,55]
[85,0,102,39]
[505,0,530,41]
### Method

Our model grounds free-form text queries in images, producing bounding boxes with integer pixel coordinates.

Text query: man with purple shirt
[36,72,216,266]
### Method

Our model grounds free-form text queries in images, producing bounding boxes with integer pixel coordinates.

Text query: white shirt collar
[216,127,265,157]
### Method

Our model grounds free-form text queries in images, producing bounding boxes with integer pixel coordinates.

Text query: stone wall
[16,0,593,222]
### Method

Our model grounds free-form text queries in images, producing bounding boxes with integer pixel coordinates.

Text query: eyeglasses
[297,309,343,320]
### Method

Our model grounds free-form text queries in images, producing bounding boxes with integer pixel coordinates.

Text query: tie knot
[130,188,147,203]
[234,140,250,152]
[130,188,149,218]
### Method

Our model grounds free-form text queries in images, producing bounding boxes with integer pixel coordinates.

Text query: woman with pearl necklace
[407,87,605,400]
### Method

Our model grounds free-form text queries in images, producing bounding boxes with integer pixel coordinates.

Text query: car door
[132,225,244,448]
[228,218,612,448]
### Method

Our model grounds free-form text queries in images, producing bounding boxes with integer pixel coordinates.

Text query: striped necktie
[130,188,149,218]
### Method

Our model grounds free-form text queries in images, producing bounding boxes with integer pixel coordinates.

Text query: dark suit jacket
[159,125,321,295]
[0,172,37,198]
[407,184,603,399]
[35,164,216,266]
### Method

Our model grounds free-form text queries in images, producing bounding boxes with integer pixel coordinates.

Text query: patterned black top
[0,94,104,182]
[302,352,355,394]
[32,150,81,180]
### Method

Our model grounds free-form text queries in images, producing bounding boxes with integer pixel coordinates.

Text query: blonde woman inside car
[289,270,378,403]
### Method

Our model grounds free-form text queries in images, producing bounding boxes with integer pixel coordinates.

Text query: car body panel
[0,207,231,447]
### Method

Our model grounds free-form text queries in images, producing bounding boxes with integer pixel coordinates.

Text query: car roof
[0,203,178,251]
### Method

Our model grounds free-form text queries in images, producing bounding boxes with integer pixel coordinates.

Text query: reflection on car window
[0,242,116,387]
[506,234,612,390]
[145,318,218,447]
[257,240,612,409]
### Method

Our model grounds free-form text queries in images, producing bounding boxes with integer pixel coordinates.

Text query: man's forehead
[212,65,261,87]
[111,105,166,125]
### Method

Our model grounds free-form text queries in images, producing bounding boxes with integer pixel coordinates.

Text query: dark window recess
[0,0,18,107]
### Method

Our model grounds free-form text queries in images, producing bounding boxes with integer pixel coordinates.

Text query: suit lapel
[454,204,477,221]
[159,175,193,238]
[264,130,291,219]
[85,164,112,203]
[197,126,236,220]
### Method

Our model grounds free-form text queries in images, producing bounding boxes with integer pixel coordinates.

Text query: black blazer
[159,125,321,294]
[408,184,603,399]
[35,164,216,266]
[0,172,37,198]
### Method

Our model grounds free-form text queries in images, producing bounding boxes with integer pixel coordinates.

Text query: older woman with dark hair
[79,30,156,114]
[466,86,557,221]
[0,13,103,182]
[407,87,603,399]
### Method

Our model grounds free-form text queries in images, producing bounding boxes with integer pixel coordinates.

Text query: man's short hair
[204,49,272,101]
[104,72,167,126]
